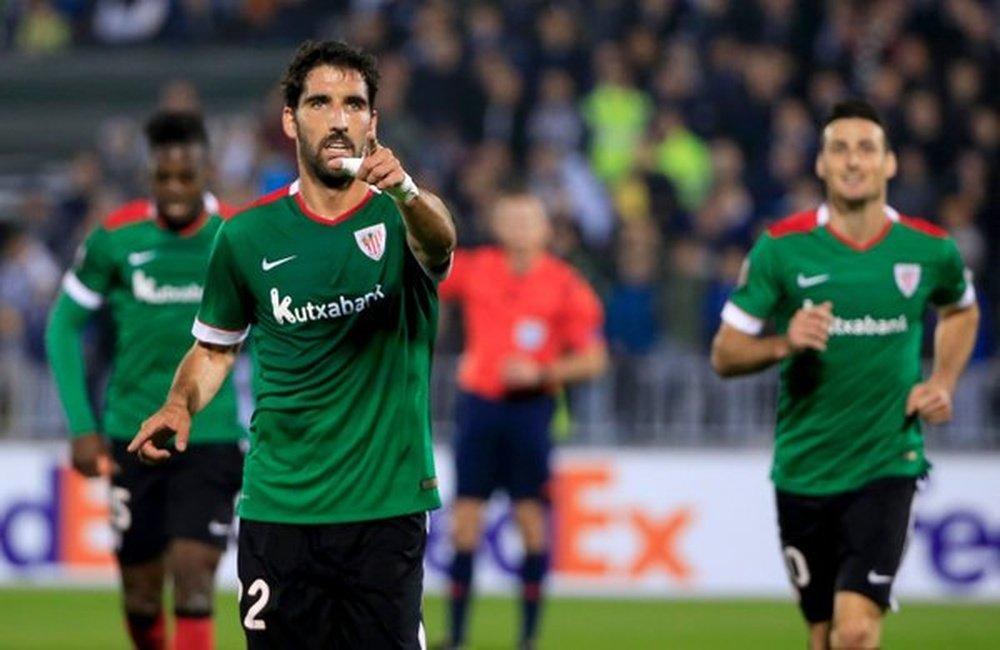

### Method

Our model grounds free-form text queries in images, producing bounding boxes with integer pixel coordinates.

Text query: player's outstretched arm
[128,340,239,462]
[905,302,980,424]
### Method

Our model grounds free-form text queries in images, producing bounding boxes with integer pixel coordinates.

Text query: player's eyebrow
[302,91,331,105]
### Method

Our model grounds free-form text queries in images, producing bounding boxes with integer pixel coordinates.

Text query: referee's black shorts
[238,513,429,650]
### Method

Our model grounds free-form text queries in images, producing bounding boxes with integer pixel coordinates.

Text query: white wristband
[385,173,420,204]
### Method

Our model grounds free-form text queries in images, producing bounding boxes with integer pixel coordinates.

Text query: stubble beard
[300,132,357,190]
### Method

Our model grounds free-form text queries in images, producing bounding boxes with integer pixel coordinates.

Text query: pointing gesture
[127,401,192,464]
[336,119,420,203]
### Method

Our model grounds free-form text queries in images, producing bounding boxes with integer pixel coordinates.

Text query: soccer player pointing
[130,40,456,649]
[711,99,979,650]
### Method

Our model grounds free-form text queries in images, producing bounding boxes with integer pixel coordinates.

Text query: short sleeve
[723,234,783,335]
[437,249,470,302]
[930,237,975,309]
[62,227,116,309]
[560,271,605,352]
[193,226,251,345]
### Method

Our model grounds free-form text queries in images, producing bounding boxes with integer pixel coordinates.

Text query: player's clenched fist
[905,381,953,424]
[128,402,192,464]
[786,300,834,353]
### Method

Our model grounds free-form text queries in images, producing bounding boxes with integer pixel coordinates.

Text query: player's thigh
[505,396,556,501]
[337,513,428,650]
[836,475,918,610]
[110,440,169,566]
[238,520,335,650]
[165,442,243,550]
[453,391,502,499]
[775,488,839,623]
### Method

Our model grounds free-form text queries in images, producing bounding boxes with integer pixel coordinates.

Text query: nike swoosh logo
[797,273,830,288]
[867,570,894,585]
[261,255,297,271]
[127,250,156,266]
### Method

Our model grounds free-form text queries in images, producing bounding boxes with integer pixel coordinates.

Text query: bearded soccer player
[46,111,244,650]
[128,40,456,649]
[710,99,979,650]
[438,188,607,650]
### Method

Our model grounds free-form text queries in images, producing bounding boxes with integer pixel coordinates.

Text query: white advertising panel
[1,443,997,601]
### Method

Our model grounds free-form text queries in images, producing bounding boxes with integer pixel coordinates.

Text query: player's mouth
[840,174,867,189]
[161,200,196,218]
[321,138,356,159]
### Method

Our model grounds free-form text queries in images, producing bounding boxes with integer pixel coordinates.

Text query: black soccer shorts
[453,390,555,501]
[110,440,243,565]
[775,474,919,623]
[238,513,428,650]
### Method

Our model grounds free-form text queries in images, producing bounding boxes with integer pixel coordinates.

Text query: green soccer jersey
[194,182,443,524]
[58,196,244,442]
[723,205,974,495]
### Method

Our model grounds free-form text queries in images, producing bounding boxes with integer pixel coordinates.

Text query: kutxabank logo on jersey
[829,313,908,336]
[270,284,386,325]
[131,270,203,304]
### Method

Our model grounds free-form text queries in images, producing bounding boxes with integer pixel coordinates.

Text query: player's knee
[123,589,163,616]
[173,590,214,616]
[830,615,880,649]
[450,521,481,551]
[172,567,215,612]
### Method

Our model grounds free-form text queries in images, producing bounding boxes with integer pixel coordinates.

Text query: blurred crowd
[1,0,999,439]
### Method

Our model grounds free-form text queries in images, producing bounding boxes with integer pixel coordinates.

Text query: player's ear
[282,106,298,141]
[884,149,898,180]
[814,153,826,181]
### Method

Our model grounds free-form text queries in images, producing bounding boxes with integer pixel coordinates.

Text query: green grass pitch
[0,588,996,648]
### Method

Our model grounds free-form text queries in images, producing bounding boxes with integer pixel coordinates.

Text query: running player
[128,40,456,650]
[710,99,980,650]
[46,110,244,650]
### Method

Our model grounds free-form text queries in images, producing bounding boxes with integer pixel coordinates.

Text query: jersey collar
[289,179,375,226]
[817,203,899,251]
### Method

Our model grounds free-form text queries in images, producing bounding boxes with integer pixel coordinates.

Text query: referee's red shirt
[438,247,605,399]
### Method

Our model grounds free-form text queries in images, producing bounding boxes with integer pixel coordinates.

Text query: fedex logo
[426,463,695,582]
[0,465,113,570]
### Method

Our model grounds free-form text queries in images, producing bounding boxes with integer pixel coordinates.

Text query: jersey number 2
[241,578,270,630]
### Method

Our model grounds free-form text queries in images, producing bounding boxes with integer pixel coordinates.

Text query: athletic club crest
[354,223,386,261]
[894,263,921,298]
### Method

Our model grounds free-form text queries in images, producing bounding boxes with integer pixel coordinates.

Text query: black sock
[520,551,548,643]
[448,551,475,645]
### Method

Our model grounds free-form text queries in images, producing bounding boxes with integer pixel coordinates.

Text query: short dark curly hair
[144,110,208,149]
[281,40,380,110]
